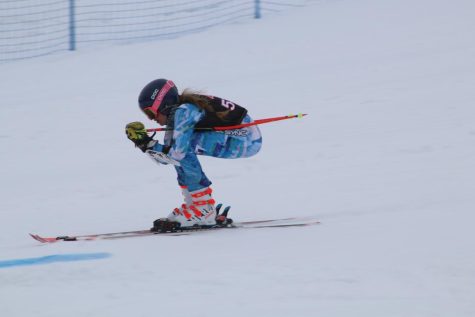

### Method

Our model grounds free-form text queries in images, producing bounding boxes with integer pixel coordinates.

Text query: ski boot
[152,187,217,232]
[215,204,233,227]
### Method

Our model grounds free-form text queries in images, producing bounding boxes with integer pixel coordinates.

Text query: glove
[125,122,155,152]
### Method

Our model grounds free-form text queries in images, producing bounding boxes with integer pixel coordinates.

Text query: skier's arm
[125,104,203,164]
[166,104,204,161]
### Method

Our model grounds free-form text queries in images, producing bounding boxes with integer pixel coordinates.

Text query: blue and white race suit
[151,103,262,191]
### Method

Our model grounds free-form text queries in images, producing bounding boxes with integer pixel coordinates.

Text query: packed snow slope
[1,0,475,316]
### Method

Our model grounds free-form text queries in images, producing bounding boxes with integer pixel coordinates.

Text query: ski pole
[146,113,307,133]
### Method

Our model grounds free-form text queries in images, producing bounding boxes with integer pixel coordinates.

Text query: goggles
[142,107,157,120]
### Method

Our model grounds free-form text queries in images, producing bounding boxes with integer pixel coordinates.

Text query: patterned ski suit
[151,103,262,191]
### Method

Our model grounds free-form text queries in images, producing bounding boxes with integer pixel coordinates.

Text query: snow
[1,0,475,316]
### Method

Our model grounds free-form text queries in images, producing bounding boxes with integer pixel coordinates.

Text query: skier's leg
[193,116,262,159]
[223,125,262,158]
[174,149,211,192]
[157,149,217,229]
[213,116,262,159]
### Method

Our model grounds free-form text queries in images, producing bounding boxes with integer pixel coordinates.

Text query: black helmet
[138,79,179,119]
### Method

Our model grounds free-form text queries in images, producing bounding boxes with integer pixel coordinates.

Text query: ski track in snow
[1,0,475,316]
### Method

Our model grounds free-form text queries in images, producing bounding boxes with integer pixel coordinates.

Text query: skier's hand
[125,122,148,140]
[125,122,155,152]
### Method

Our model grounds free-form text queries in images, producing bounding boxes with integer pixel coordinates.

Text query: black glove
[125,122,155,152]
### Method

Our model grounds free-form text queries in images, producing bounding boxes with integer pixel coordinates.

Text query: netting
[0,0,311,63]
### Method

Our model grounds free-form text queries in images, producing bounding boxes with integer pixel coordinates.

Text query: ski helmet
[138,79,179,119]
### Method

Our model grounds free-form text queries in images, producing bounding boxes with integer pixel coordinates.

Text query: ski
[29,217,319,243]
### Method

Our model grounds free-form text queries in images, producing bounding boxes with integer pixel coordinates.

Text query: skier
[125,79,262,231]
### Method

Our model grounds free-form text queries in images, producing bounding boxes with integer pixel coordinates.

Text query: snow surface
[1,0,475,316]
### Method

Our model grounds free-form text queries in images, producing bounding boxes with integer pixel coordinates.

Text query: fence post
[69,0,76,50]
[254,0,261,19]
